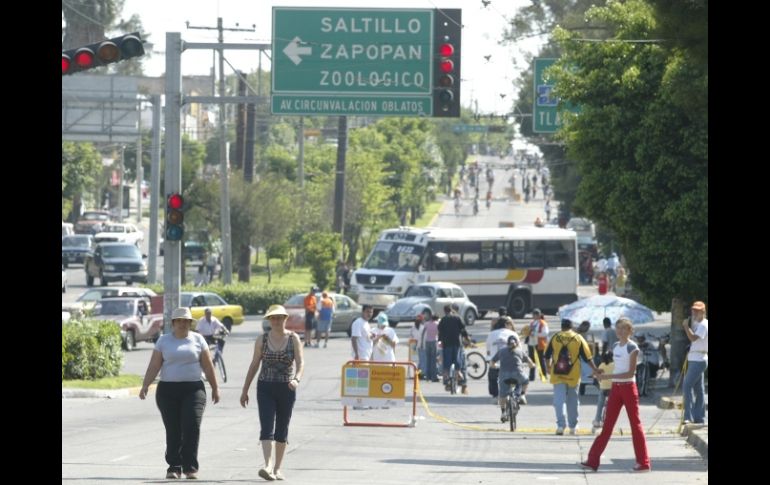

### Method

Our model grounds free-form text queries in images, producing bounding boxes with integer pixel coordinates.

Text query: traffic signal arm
[62,32,145,76]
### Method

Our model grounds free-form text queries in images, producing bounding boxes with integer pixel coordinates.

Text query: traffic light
[433,9,461,117]
[62,32,145,76]
[166,193,184,241]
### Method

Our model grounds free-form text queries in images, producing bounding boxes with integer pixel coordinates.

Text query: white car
[63,286,157,314]
[93,223,144,246]
[384,282,479,328]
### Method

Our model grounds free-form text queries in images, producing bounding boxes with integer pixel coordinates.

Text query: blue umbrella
[558,295,655,330]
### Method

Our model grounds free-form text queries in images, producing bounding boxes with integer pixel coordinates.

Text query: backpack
[553,336,577,375]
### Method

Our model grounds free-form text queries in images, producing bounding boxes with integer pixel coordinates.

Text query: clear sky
[119,0,546,115]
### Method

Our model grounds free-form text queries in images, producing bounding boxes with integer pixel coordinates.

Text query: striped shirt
[258,333,296,382]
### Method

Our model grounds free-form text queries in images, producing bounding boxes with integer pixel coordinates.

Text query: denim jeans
[424,341,438,381]
[155,381,207,474]
[594,389,610,423]
[418,347,427,377]
[683,360,708,423]
[552,383,579,429]
[257,380,297,442]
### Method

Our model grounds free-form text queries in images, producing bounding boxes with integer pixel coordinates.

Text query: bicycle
[501,377,521,431]
[448,362,458,394]
[206,333,228,383]
[465,350,488,380]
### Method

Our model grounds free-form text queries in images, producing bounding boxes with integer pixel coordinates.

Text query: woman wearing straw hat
[241,304,304,481]
[139,307,220,480]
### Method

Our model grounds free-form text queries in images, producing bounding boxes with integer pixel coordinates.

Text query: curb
[62,385,151,399]
[681,424,708,460]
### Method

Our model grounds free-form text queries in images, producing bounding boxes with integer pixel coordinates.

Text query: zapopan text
[320,70,425,88]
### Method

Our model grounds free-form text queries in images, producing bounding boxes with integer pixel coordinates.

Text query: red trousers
[586,381,650,468]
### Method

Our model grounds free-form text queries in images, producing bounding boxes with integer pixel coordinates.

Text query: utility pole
[186,18,255,285]
[117,145,125,222]
[136,108,143,225]
[148,95,161,284]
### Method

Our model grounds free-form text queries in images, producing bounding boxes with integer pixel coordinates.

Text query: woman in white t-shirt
[580,318,651,473]
[682,301,708,424]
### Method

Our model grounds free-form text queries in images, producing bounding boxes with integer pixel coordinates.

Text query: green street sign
[272,95,430,116]
[533,58,580,133]
[272,7,435,115]
[452,124,488,133]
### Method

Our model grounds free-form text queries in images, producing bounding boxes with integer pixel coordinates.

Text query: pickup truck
[84,242,148,286]
[92,296,163,351]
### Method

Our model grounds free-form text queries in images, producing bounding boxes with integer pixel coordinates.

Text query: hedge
[144,282,306,315]
[62,319,123,380]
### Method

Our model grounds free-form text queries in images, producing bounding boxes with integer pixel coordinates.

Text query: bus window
[523,241,546,267]
[545,240,576,267]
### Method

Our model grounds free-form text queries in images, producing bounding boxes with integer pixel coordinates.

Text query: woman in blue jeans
[241,304,305,481]
[682,301,708,424]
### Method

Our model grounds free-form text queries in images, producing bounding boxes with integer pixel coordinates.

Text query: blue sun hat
[376,312,389,326]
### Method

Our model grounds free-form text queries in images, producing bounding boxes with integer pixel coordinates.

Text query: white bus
[351,226,578,318]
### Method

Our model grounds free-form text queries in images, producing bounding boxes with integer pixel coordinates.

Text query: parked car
[63,286,158,314]
[384,282,478,327]
[181,291,244,330]
[74,210,111,235]
[62,234,95,267]
[84,242,148,286]
[261,291,362,336]
[93,223,144,246]
[91,296,163,351]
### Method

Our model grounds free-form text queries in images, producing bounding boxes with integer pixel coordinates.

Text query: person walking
[421,310,440,382]
[580,318,651,472]
[240,304,304,481]
[316,291,335,348]
[350,305,374,361]
[544,319,600,435]
[372,312,398,362]
[303,287,318,348]
[139,307,220,480]
[592,352,615,432]
[682,301,709,424]
[525,309,549,381]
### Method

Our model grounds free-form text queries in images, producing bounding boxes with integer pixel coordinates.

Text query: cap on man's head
[691,301,706,312]
[376,313,389,326]
[532,308,542,316]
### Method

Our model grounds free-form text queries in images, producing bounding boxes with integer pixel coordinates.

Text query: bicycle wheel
[450,364,457,395]
[465,351,488,380]
[215,353,227,383]
[507,396,516,432]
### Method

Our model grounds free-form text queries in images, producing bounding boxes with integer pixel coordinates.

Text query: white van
[62,222,74,236]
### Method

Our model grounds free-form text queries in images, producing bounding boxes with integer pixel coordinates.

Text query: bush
[62,319,124,380]
[144,282,305,315]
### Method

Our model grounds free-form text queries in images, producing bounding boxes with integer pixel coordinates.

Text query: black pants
[156,381,207,474]
[257,380,296,442]
[488,367,500,398]
[528,346,548,381]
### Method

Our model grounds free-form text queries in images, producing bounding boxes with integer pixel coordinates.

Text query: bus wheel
[508,293,528,319]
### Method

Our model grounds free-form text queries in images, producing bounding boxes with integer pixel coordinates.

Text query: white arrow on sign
[283,36,312,65]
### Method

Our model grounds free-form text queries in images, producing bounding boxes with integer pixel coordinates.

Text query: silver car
[384,282,478,327]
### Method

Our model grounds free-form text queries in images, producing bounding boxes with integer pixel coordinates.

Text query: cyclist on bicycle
[438,304,469,394]
[196,308,229,357]
[492,335,535,422]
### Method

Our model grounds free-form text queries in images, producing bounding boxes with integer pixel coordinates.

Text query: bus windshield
[361,242,424,271]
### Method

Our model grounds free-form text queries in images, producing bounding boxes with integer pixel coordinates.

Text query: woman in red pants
[580,318,651,473]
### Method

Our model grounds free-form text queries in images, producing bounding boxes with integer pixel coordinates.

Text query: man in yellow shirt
[544,319,601,435]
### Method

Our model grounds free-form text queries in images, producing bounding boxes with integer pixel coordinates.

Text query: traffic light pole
[163,32,183,333]
[148,94,161,284]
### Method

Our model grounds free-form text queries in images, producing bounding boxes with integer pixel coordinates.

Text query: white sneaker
[555,427,565,435]
[568,428,577,435]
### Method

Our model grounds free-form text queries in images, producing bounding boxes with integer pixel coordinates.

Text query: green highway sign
[533,58,580,133]
[452,124,488,133]
[272,95,430,116]
[271,7,437,116]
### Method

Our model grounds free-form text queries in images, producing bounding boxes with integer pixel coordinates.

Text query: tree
[62,0,124,48]
[549,0,707,312]
[301,232,340,291]
[62,141,102,222]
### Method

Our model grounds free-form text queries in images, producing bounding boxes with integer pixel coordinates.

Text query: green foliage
[62,141,102,222]
[143,282,305,315]
[300,231,340,290]
[549,0,708,309]
[62,319,124,380]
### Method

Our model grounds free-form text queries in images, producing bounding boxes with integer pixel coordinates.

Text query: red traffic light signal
[433,11,461,118]
[166,193,185,241]
[62,32,145,76]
